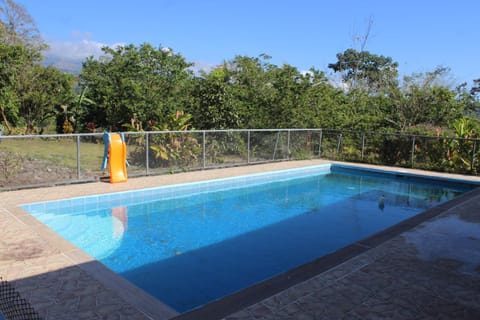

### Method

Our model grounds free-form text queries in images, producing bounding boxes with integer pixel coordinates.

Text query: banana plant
[149,111,200,165]
[442,117,479,174]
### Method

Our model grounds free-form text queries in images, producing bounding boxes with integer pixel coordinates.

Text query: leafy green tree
[455,82,479,116]
[1,1,74,134]
[18,64,74,133]
[222,54,276,128]
[265,64,304,128]
[0,0,49,133]
[0,42,42,132]
[0,43,22,131]
[339,90,390,131]
[188,66,241,129]
[189,55,282,129]
[203,55,340,130]
[296,70,346,129]
[328,49,399,94]
[265,65,340,129]
[79,43,193,131]
[189,55,347,130]
[0,44,74,134]
[385,67,465,132]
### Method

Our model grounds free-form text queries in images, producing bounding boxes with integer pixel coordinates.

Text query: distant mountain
[42,54,83,74]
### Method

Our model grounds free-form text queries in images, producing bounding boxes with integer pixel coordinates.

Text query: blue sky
[19,0,479,86]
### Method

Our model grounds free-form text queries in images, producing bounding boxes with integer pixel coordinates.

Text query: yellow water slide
[102,133,128,183]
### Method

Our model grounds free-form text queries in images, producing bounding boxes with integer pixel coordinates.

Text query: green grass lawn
[0,138,105,171]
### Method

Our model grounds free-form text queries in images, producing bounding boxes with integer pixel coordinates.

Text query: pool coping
[2,159,480,319]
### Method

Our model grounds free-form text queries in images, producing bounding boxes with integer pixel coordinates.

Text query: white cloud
[300,70,313,77]
[47,39,126,60]
[42,34,216,76]
[42,36,125,73]
[47,39,105,60]
[191,61,217,75]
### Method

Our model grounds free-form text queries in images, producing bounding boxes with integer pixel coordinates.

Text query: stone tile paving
[224,194,480,320]
[0,211,152,319]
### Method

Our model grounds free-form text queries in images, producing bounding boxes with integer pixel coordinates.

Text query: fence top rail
[314,129,480,142]
[142,129,324,134]
[0,129,479,142]
[0,132,104,139]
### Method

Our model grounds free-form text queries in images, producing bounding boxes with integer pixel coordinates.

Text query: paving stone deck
[1,160,479,319]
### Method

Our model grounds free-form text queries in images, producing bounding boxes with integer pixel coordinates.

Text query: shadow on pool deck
[1,161,480,319]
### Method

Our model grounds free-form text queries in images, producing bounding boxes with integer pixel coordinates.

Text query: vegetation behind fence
[0,129,478,190]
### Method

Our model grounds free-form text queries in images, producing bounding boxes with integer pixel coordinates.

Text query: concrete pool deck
[1,160,480,319]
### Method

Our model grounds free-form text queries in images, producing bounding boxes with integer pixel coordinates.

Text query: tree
[328,49,399,94]
[189,55,346,130]
[472,78,480,96]
[0,0,65,133]
[470,79,480,114]
[189,66,241,129]
[385,67,466,132]
[79,43,193,131]
[296,69,346,129]
[0,42,41,131]
[265,65,337,129]
[0,41,72,134]
[18,65,74,133]
[222,54,276,128]
[0,0,45,50]
[455,82,479,116]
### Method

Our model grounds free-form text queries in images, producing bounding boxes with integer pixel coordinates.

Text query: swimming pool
[21,164,478,312]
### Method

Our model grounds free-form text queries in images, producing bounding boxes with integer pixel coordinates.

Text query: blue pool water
[21,164,477,312]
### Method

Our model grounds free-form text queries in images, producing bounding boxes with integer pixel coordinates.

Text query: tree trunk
[0,105,13,132]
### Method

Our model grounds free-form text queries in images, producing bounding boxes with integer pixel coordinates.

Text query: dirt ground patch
[0,152,87,188]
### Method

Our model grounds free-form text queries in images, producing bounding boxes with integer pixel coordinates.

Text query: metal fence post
[336,133,342,154]
[361,132,366,160]
[273,131,280,160]
[318,129,323,157]
[76,135,81,179]
[471,140,477,172]
[247,130,251,164]
[145,132,150,175]
[287,129,291,160]
[202,131,206,169]
[411,136,416,168]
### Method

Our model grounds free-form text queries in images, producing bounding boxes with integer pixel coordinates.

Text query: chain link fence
[0,277,42,320]
[1,129,478,190]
